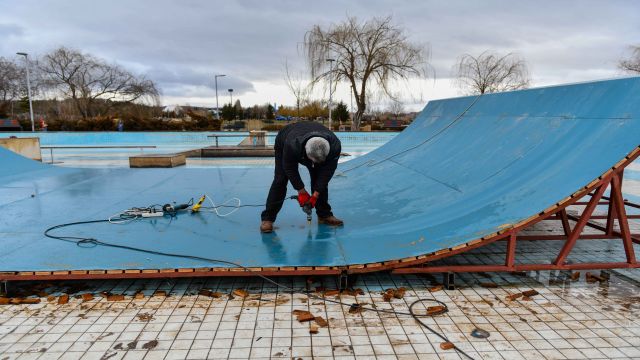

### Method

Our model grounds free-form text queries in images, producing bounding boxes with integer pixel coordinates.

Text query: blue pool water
[2,131,398,168]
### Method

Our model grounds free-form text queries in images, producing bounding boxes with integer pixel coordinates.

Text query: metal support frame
[338,270,359,291]
[339,271,349,291]
[443,272,455,290]
[393,165,640,275]
[554,182,607,265]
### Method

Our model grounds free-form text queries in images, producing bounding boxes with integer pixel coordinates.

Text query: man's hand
[308,194,318,208]
[297,189,311,207]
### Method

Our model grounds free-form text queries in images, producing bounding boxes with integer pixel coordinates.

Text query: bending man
[260,121,344,233]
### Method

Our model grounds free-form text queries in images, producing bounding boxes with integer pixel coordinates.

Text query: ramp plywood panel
[1,78,640,277]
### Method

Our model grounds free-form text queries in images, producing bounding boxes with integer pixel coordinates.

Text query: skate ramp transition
[1,77,640,278]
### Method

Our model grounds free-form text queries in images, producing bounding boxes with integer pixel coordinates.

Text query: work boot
[260,221,273,233]
[318,215,344,226]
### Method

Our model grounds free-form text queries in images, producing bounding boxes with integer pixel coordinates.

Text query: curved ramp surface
[1,77,640,275]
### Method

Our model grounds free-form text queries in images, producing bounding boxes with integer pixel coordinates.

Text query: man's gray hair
[305,137,330,163]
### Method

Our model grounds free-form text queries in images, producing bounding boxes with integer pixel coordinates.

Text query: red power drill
[290,195,312,224]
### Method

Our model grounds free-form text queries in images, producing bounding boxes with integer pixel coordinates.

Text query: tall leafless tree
[0,57,24,102]
[388,99,404,120]
[284,60,310,118]
[619,45,640,74]
[454,51,530,95]
[39,47,159,119]
[304,16,429,130]
[0,57,26,117]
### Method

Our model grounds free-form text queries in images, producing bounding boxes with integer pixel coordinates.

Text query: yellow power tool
[191,195,207,213]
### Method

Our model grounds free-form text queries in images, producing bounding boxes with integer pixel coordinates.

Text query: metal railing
[206,133,397,147]
[207,134,276,147]
[40,145,157,164]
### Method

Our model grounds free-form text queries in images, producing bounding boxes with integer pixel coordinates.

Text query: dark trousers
[261,150,333,222]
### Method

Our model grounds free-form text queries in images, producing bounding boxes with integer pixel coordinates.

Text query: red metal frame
[393,166,640,274]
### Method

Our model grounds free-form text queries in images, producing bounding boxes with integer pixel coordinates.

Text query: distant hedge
[17,117,222,132]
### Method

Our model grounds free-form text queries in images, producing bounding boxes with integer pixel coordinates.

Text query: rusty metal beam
[392,262,640,274]
[554,183,608,265]
[592,214,640,219]
[506,232,517,268]
[565,213,640,244]
[0,269,343,281]
[559,209,572,236]
[610,172,636,264]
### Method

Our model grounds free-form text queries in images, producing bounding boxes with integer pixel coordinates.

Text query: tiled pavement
[1,216,640,360]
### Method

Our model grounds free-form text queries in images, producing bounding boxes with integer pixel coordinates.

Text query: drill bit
[303,203,313,225]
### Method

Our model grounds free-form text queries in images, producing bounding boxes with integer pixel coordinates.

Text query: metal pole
[350,84,354,127]
[215,76,219,120]
[326,58,335,130]
[17,52,34,132]
[214,74,226,120]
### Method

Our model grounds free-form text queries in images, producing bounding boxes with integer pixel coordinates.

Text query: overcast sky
[0,0,638,111]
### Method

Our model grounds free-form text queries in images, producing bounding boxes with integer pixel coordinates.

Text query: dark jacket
[275,122,341,193]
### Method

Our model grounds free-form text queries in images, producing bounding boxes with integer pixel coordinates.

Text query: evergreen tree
[333,101,349,123]
[234,100,243,119]
[266,104,275,120]
[18,96,30,113]
[220,103,235,121]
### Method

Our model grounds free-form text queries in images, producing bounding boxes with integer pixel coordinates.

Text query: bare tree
[284,60,310,118]
[0,57,24,102]
[454,51,530,95]
[304,16,429,130]
[388,99,404,120]
[619,45,640,74]
[39,47,159,119]
[0,57,26,117]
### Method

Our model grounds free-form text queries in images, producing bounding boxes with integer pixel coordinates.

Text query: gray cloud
[0,0,638,108]
[0,22,23,38]
[147,66,255,96]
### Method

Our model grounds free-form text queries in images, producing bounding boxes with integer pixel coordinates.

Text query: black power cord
[201,195,299,209]
[44,214,475,360]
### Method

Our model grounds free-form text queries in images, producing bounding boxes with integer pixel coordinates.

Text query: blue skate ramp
[1,77,640,275]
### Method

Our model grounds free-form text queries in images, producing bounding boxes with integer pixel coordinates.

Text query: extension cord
[141,211,164,218]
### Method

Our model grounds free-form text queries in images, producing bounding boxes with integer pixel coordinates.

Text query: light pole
[326,58,335,130]
[350,83,354,127]
[214,74,226,120]
[228,89,233,106]
[16,52,34,132]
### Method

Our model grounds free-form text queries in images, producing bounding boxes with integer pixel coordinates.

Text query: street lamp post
[228,89,233,106]
[350,83,354,127]
[214,74,226,120]
[326,58,335,130]
[16,52,34,132]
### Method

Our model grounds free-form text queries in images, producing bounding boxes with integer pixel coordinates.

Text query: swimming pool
[1,131,398,168]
